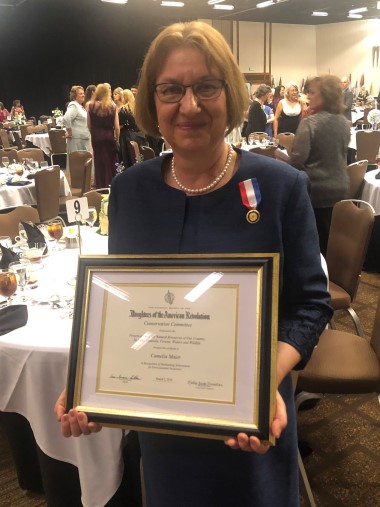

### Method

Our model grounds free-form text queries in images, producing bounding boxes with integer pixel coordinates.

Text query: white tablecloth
[351,108,364,125]
[0,232,125,507]
[361,169,380,216]
[0,169,71,209]
[25,133,52,155]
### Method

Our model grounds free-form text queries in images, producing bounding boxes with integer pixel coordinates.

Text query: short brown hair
[69,86,84,101]
[307,75,344,114]
[135,21,248,137]
[255,84,271,99]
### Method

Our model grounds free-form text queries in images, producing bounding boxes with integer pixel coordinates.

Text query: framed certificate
[66,253,279,444]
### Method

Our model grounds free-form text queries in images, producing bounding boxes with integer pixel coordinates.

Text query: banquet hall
[0,1,380,506]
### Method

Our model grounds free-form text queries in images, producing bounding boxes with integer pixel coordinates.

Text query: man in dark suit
[341,76,353,122]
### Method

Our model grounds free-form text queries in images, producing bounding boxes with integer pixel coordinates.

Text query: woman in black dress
[118,89,139,168]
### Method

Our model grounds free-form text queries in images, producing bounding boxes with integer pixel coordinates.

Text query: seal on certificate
[246,209,260,224]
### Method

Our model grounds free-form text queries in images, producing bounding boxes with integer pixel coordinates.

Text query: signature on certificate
[109,373,142,383]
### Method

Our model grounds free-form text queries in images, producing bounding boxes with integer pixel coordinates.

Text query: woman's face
[307,83,323,110]
[113,92,121,102]
[280,86,285,97]
[287,86,299,101]
[154,47,228,154]
[76,88,85,104]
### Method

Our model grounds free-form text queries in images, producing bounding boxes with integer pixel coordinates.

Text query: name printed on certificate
[96,282,239,404]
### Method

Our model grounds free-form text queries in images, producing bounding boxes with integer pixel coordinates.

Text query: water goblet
[47,219,63,250]
[86,207,98,229]
[9,260,30,302]
[248,134,254,146]
[40,161,49,169]
[0,269,17,306]
[1,157,9,169]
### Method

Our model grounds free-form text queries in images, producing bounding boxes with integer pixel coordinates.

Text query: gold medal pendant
[246,208,260,224]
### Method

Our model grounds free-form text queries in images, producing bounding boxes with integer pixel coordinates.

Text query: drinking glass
[1,157,9,169]
[40,161,49,169]
[9,260,30,302]
[47,219,63,249]
[20,243,45,262]
[248,134,254,146]
[0,269,17,305]
[86,207,98,229]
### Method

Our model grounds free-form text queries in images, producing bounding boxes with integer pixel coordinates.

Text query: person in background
[113,87,124,109]
[272,84,285,113]
[87,83,119,188]
[357,85,369,104]
[131,84,138,97]
[341,76,353,122]
[118,88,139,168]
[264,89,275,137]
[63,85,91,160]
[10,99,25,118]
[55,21,332,507]
[273,82,304,137]
[246,84,270,137]
[84,84,96,111]
[0,102,10,122]
[290,75,350,256]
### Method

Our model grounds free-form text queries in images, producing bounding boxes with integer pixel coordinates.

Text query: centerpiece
[367,109,380,130]
[98,193,109,236]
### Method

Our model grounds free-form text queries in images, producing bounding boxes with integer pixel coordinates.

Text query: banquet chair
[130,141,141,163]
[0,148,18,163]
[277,132,295,154]
[12,131,24,150]
[16,148,45,164]
[48,129,67,166]
[34,165,61,222]
[140,145,156,161]
[0,129,11,149]
[346,159,368,199]
[83,190,103,218]
[249,146,277,158]
[296,293,380,400]
[326,199,374,337]
[68,151,92,197]
[20,125,29,144]
[355,106,372,129]
[356,130,380,165]
[0,206,40,240]
[26,124,48,135]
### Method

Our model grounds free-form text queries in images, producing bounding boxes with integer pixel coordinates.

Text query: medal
[246,209,260,223]
[239,178,261,224]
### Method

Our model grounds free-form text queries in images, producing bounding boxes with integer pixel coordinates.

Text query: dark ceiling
[1,0,380,25]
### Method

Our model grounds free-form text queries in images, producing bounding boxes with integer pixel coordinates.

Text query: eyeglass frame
[154,79,226,103]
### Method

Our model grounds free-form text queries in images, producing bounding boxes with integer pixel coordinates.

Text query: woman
[272,84,285,113]
[264,89,275,137]
[10,99,25,118]
[118,88,140,168]
[56,21,331,507]
[113,87,124,109]
[87,83,119,188]
[273,82,304,136]
[246,84,270,137]
[290,75,350,256]
[63,85,91,159]
[0,102,10,122]
[84,84,96,111]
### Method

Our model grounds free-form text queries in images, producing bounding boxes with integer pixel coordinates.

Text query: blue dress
[108,148,332,507]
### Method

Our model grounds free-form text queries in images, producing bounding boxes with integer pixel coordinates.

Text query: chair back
[249,145,277,158]
[17,148,45,164]
[0,148,18,163]
[0,206,40,240]
[12,131,23,150]
[0,129,11,149]
[34,165,60,222]
[277,132,295,154]
[140,145,156,161]
[370,295,380,360]
[356,130,380,164]
[48,129,66,154]
[20,124,29,143]
[26,124,48,134]
[346,160,368,199]
[326,200,374,301]
[69,151,92,194]
[83,190,103,218]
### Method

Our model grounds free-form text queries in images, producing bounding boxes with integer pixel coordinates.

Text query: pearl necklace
[171,144,234,194]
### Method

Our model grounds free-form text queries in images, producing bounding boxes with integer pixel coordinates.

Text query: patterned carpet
[1,272,379,507]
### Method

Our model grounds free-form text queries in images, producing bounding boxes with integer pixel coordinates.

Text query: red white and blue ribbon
[239,178,261,223]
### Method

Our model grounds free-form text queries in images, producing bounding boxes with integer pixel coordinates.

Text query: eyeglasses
[154,79,226,103]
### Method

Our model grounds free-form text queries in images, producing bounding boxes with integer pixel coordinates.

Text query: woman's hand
[224,390,287,453]
[65,128,73,138]
[54,389,102,438]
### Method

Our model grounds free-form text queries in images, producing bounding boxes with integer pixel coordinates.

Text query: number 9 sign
[66,197,89,223]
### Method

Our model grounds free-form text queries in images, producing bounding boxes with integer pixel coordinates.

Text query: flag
[301,78,305,92]
[355,80,358,96]
[360,73,365,87]
[370,83,373,95]
[279,76,282,86]
[271,77,275,87]
[349,73,352,84]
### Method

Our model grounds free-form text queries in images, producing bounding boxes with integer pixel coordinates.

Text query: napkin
[0,304,28,335]
[0,244,20,269]
[6,181,32,186]
[20,221,48,254]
